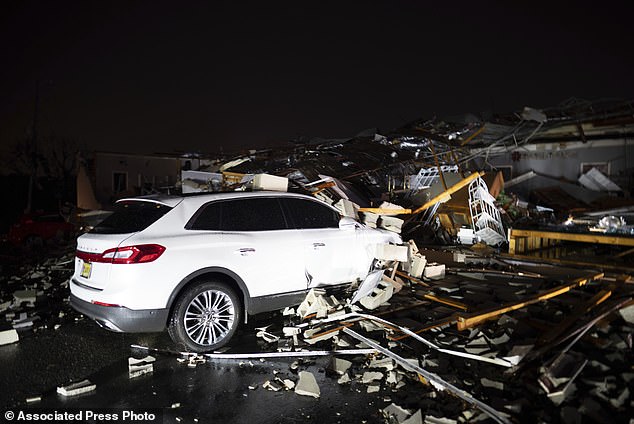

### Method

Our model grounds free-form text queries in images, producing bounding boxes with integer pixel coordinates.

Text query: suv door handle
[235,247,256,256]
[312,242,326,249]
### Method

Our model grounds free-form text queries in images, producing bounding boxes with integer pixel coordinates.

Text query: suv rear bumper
[70,294,169,333]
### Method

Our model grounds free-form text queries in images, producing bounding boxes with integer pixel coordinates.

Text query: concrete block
[57,379,96,396]
[423,263,445,280]
[379,216,404,233]
[252,174,288,192]
[409,254,427,279]
[0,329,19,346]
[361,212,379,228]
[453,252,466,263]
[360,282,394,310]
[375,244,408,262]
[295,371,320,398]
[334,198,360,218]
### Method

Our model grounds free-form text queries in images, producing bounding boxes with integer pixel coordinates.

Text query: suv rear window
[281,198,340,229]
[90,201,172,234]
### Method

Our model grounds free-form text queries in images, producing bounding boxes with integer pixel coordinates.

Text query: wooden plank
[460,125,485,146]
[501,252,634,273]
[358,207,412,215]
[509,228,634,247]
[455,273,603,330]
[422,293,469,311]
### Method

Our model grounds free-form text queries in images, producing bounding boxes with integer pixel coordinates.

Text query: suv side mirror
[339,216,360,230]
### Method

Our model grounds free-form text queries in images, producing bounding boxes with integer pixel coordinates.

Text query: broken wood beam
[455,273,604,330]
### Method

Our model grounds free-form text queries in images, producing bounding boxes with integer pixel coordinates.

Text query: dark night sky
[1,1,633,155]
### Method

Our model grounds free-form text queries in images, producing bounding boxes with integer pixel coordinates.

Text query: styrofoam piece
[0,329,19,346]
[378,201,408,215]
[56,379,96,396]
[423,263,445,280]
[402,410,423,424]
[295,371,320,398]
[252,174,288,192]
[375,244,408,262]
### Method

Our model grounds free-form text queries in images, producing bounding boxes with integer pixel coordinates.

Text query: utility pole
[25,80,39,213]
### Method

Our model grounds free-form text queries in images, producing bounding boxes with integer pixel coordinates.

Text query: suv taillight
[77,244,165,264]
[101,244,166,264]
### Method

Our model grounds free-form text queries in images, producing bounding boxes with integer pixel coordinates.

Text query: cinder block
[375,244,408,262]
[359,281,394,310]
[379,216,404,233]
[423,263,445,280]
[409,254,427,279]
[334,199,360,218]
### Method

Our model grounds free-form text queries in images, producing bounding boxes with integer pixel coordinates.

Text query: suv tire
[168,281,241,352]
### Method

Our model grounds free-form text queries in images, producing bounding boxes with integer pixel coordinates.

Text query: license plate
[81,261,92,279]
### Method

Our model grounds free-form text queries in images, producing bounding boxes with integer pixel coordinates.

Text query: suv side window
[222,198,287,231]
[282,198,340,229]
[190,197,288,231]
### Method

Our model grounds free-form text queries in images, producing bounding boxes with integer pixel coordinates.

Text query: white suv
[70,191,401,352]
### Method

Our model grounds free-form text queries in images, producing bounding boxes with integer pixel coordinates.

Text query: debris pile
[0,252,76,345]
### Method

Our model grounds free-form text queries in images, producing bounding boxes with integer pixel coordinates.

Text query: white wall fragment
[382,403,411,423]
[128,356,155,378]
[329,357,352,375]
[618,304,634,324]
[295,371,320,398]
[0,329,19,346]
[401,410,422,424]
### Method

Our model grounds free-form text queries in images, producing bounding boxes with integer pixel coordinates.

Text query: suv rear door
[280,197,360,287]
[188,197,306,298]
